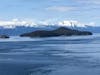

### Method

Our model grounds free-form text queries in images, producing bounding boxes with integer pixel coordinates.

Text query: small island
[0,35,9,39]
[20,27,92,38]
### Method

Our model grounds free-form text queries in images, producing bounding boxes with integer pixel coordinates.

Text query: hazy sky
[0,0,100,25]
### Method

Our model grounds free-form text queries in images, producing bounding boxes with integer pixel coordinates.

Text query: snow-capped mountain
[0,19,96,28]
[0,25,100,36]
[0,19,99,35]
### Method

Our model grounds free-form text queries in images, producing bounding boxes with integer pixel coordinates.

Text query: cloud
[75,0,100,12]
[46,6,76,12]
[76,0,100,5]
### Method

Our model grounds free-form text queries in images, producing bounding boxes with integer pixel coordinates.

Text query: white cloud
[46,6,76,12]
[76,0,100,5]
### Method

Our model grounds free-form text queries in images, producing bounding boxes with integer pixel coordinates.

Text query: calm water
[0,34,100,75]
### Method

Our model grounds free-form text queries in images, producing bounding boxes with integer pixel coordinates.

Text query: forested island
[20,27,92,38]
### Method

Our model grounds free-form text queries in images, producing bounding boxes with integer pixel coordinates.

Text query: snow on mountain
[0,19,97,29]
[0,19,100,35]
[0,19,37,28]
[58,20,96,27]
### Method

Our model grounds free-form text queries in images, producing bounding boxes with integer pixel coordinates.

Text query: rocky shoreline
[0,35,9,39]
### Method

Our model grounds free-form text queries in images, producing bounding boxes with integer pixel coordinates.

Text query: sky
[0,0,100,27]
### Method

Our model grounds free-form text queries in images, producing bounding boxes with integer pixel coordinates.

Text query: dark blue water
[0,34,100,75]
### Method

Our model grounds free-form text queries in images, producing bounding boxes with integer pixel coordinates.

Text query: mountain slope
[0,25,99,36]
[20,27,92,37]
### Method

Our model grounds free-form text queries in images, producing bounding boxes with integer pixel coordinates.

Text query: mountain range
[0,25,99,36]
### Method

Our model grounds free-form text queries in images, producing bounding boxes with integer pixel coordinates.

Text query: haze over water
[0,34,100,75]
